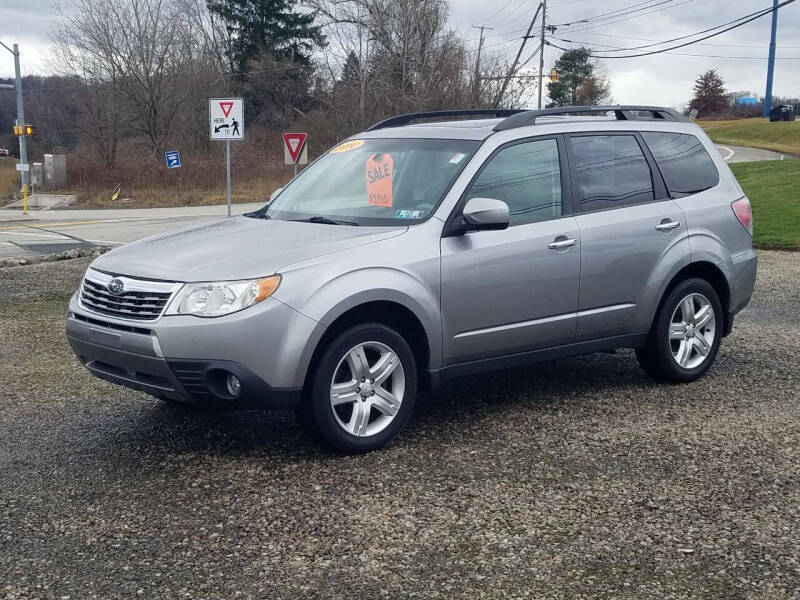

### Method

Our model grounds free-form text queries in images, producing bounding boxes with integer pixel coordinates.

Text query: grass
[0,158,18,203]
[699,118,800,155]
[730,159,800,250]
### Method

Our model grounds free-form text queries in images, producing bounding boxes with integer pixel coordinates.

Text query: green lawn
[730,159,800,250]
[700,118,800,156]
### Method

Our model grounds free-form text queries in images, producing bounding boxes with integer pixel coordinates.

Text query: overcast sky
[1,0,798,108]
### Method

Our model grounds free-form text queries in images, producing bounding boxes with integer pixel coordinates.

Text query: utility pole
[763,0,779,118]
[537,0,547,109]
[471,25,492,106]
[0,41,27,191]
[494,2,543,108]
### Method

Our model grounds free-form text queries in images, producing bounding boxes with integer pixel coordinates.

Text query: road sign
[209,97,244,141]
[689,108,699,120]
[282,133,308,165]
[15,163,29,172]
[165,150,181,169]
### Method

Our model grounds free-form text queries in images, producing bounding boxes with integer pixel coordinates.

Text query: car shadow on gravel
[59,349,664,468]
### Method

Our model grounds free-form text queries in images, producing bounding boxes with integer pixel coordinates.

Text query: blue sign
[165,150,181,169]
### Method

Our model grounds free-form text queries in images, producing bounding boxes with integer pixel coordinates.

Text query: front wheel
[306,323,417,453]
[637,278,723,383]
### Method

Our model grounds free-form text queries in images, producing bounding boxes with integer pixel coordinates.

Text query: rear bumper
[730,249,757,315]
[66,302,302,410]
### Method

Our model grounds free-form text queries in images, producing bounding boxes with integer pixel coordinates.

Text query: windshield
[266,138,480,226]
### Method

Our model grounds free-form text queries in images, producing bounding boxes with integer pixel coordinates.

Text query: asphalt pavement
[1,251,799,598]
[0,203,263,260]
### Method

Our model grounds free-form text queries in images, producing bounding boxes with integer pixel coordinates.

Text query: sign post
[209,98,244,216]
[282,132,308,178]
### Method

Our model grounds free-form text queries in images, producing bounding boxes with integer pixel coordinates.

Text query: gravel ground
[1,253,798,599]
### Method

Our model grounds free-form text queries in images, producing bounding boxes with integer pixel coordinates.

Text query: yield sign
[282,132,307,164]
[219,101,234,117]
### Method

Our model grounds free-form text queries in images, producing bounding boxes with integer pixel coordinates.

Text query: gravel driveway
[1,252,798,599]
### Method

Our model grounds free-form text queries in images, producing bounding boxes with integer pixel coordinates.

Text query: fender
[278,266,443,389]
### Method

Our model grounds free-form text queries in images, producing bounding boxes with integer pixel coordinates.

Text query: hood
[91,216,406,281]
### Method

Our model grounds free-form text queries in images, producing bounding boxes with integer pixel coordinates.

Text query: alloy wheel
[669,293,716,370]
[329,341,406,437]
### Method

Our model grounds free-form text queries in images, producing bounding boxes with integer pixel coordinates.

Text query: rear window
[569,134,655,211]
[642,132,719,197]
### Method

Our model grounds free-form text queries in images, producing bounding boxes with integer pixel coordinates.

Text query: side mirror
[461,197,509,232]
[269,187,284,203]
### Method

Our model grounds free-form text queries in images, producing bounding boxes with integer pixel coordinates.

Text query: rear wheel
[305,323,417,453]
[637,278,723,383]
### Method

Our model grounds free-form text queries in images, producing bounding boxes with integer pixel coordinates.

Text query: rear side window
[466,138,562,225]
[642,132,719,197]
[569,135,654,211]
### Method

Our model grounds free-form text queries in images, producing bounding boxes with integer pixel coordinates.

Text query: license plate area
[88,328,123,349]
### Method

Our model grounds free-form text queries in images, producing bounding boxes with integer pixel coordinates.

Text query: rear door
[440,136,581,364]
[567,132,690,341]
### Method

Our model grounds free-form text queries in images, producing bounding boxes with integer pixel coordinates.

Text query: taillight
[731,197,752,235]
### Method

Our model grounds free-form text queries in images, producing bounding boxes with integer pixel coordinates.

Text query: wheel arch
[301,300,434,394]
[654,261,732,337]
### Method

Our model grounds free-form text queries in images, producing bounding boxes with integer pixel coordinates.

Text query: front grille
[80,273,176,321]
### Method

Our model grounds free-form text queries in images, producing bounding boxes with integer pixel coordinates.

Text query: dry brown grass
[65,125,317,209]
[0,159,18,204]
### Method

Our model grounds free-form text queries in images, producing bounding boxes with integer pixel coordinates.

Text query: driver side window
[465,138,563,226]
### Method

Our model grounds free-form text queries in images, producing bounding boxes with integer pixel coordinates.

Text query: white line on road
[718,146,735,161]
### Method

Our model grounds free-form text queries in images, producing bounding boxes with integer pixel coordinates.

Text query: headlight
[166,275,281,317]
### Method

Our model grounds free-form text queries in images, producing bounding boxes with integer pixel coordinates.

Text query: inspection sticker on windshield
[366,153,393,207]
[395,210,424,219]
[331,139,364,154]
[449,152,467,164]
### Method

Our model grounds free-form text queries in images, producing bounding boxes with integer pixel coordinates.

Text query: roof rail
[493,105,689,132]
[367,109,526,131]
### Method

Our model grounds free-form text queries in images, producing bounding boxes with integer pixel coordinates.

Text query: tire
[306,323,417,453]
[636,278,723,383]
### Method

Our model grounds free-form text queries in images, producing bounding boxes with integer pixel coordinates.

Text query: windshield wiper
[292,215,359,226]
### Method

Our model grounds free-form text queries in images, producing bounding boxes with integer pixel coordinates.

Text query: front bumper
[66,294,313,409]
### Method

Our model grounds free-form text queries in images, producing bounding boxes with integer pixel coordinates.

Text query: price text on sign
[366,153,393,207]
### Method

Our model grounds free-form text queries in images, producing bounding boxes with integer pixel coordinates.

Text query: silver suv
[66,106,757,453]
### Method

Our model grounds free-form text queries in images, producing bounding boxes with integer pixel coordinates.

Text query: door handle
[655,220,680,232]
[548,237,578,250]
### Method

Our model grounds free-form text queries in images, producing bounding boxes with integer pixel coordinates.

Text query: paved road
[0,203,263,260]
[715,144,790,163]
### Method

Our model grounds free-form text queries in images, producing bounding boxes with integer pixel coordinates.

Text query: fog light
[226,374,242,397]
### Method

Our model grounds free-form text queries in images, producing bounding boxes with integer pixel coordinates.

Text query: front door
[441,137,581,365]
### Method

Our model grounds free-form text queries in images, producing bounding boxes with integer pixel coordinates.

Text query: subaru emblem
[107,278,125,296]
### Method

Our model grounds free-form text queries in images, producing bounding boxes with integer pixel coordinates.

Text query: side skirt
[425,333,647,392]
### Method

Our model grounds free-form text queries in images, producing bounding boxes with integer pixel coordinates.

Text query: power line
[546,0,798,59]
[555,4,785,53]
[546,29,800,49]
[548,37,800,59]
[480,0,521,26]
[494,2,543,107]
[551,0,678,28]
[557,0,698,34]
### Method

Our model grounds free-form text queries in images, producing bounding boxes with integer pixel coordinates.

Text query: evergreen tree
[689,69,727,117]
[208,0,323,73]
[546,47,599,108]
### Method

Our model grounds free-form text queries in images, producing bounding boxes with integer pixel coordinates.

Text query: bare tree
[54,0,216,158]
